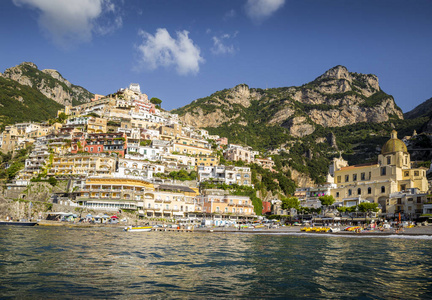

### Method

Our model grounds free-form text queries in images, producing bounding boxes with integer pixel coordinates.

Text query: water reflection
[0,227,431,299]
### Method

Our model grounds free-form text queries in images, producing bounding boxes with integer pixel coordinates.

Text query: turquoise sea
[0,226,431,299]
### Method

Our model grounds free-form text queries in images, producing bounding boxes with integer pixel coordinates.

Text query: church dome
[381,130,407,154]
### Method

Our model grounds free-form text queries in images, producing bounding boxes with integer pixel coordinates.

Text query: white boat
[330,227,340,233]
[124,226,152,232]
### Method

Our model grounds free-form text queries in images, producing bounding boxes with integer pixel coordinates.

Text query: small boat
[0,221,38,226]
[330,227,340,233]
[124,225,152,232]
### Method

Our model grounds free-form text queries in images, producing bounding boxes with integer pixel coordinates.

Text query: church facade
[328,131,428,214]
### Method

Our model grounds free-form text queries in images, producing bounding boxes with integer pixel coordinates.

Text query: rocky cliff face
[2,62,93,106]
[173,66,403,138]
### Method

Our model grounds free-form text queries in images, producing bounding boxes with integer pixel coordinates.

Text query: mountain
[0,62,94,129]
[1,62,93,106]
[172,66,421,184]
[173,65,403,139]
[403,97,432,134]
[404,97,432,120]
[0,76,64,128]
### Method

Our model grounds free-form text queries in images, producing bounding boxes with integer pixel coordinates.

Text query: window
[417,197,422,203]
[353,174,357,181]
[414,171,419,176]
[165,204,169,209]
[337,176,341,183]
[148,203,151,208]
[336,192,340,198]
[381,167,386,176]
[348,189,352,196]
[225,207,228,212]
[404,171,409,177]
[387,156,391,164]
[345,175,349,182]
[381,186,385,193]
[368,187,372,194]
[361,173,365,181]
[357,188,361,195]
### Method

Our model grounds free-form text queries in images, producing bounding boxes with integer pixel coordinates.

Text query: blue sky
[0,0,431,113]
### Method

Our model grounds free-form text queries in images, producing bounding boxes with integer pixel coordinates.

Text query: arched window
[387,156,391,165]
[357,188,361,195]
[368,187,372,194]
[348,189,352,196]
[381,186,385,193]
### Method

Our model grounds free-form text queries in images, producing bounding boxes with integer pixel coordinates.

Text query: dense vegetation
[0,147,32,180]
[0,77,63,130]
[12,63,93,104]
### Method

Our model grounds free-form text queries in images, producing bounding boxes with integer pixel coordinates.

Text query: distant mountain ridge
[404,97,432,119]
[0,62,94,128]
[173,65,403,139]
[1,62,93,106]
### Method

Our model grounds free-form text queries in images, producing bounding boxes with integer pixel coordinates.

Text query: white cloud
[224,9,236,20]
[245,0,285,22]
[211,32,238,55]
[13,0,122,47]
[137,28,204,75]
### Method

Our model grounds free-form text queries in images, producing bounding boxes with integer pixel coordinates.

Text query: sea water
[0,226,431,299]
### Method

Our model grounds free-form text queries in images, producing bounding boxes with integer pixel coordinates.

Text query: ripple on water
[0,227,431,299]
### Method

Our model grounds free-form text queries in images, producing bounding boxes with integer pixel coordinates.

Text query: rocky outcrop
[182,107,240,128]
[308,98,402,127]
[175,65,403,136]
[283,116,315,137]
[2,62,93,106]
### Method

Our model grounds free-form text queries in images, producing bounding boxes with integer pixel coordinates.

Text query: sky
[0,0,431,113]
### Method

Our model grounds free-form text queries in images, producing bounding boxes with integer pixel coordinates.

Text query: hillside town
[1,83,431,226]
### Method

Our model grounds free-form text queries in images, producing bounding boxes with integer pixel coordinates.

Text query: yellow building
[330,131,428,211]
[172,143,213,156]
[195,155,219,168]
[75,177,198,217]
[87,117,107,133]
[48,154,116,176]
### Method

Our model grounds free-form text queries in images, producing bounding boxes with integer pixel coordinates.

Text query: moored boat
[0,221,38,226]
[124,225,152,232]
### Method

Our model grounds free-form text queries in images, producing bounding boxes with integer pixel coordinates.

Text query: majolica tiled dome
[381,130,407,154]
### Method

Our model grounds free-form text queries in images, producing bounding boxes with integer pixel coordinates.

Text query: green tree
[358,202,379,216]
[150,97,162,107]
[281,196,300,211]
[47,176,58,187]
[57,112,68,123]
[319,195,335,216]
[319,195,335,206]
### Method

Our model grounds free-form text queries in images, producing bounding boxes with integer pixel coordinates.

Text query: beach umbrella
[111,216,118,219]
